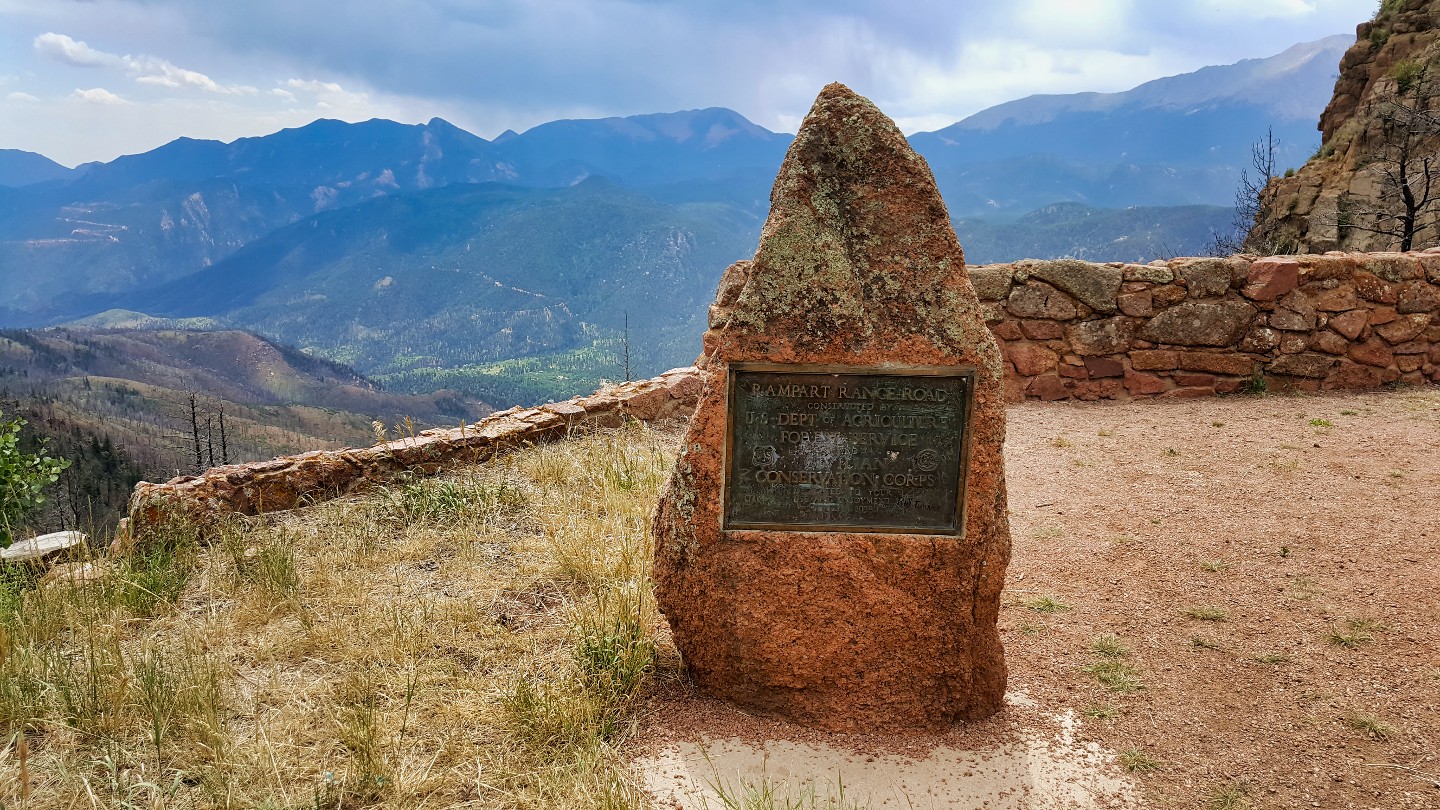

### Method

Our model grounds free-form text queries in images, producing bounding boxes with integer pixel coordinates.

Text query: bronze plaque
[723,363,974,534]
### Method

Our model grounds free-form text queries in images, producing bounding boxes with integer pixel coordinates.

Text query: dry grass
[0,419,683,809]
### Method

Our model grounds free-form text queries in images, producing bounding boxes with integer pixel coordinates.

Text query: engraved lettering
[725,367,973,532]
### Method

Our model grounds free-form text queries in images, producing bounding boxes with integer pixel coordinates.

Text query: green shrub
[0,409,70,546]
[1390,59,1427,95]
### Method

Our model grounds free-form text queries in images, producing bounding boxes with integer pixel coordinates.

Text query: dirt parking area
[635,385,1440,810]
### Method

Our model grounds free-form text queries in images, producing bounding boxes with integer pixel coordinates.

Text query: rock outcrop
[652,83,1011,732]
[1252,0,1440,252]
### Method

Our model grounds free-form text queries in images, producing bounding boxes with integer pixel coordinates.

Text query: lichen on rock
[653,83,1012,732]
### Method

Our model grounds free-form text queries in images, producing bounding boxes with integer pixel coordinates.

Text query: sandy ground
[631,385,1440,810]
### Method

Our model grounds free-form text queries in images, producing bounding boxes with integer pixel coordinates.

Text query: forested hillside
[0,327,492,532]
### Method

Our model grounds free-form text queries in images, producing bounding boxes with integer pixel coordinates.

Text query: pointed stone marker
[653,84,1012,731]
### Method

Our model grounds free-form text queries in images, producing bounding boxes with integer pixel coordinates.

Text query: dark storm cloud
[118,0,1008,120]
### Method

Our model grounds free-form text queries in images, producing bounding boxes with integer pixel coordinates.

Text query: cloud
[34,32,116,68]
[129,0,1372,136]
[7,91,40,102]
[6,0,1377,165]
[34,32,255,95]
[283,78,370,108]
[72,87,125,104]
[133,57,257,94]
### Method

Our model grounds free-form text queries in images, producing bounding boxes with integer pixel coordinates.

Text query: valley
[0,33,1353,539]
[0,327,489,535]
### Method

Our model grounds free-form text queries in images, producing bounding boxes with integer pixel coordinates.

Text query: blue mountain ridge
[0,35,1350,401]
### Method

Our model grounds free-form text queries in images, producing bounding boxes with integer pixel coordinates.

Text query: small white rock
[2,530,88,563]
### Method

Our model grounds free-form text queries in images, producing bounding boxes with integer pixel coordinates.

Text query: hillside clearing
[1,386,1436,809]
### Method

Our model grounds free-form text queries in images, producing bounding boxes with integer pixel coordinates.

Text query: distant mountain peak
[0,148,76,187]
[939,34,1351,133]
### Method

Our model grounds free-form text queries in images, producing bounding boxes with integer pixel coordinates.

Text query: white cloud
[283,78,370,108]
[35,32,255,95]
[72,87,124,104]
[6,91,40,103]
[285,78,344,94]
[4,0,1379,164]
[134,57,257,94]
[34,32,117,68]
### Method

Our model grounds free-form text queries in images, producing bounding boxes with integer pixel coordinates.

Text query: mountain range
[0,35,1349,405]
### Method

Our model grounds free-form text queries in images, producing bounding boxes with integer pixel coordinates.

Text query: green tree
[0,409,70,546]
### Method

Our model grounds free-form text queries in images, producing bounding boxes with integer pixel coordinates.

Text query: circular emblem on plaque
[914,448,939,472]
[752,445,779,468]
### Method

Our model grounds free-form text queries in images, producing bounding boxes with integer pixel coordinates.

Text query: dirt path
[632,385,1440,810]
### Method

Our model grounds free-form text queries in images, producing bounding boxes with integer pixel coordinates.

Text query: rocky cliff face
[1251,0,1440,253]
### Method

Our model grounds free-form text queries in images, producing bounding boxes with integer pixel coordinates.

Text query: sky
[0,0,1380,168]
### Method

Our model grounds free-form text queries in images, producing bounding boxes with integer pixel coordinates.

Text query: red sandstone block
[1309,286,1360,312]
[1369,306,1399,325]
[1160,387,1215,399]
[1327,309,1368,340]
[1243,258,1300,301]
[1117,291,1154,317]
[1375,314,1430,343]
[1398,281,1440,313]
[1214,378,1245,394]
[1072,379,1123,400]
[1312,330,1351,355]
[548,401,586,417]
[1007,343,1059,376]
[1352,272,1398,303]
[667,371,704,401]
[1026,375,1071,401]
[1396,355,1424,373]
[1019,319,1064,340]
[1124,369,1167,396]
[1327,362,1384,390]
[992,321,1024,341]
[1003,376,1027,403]
[1083,356,1125,378]
[1173,373,1216,387]
[1177,352,1255,376]
[1130,350,1178,370]
[1348,338,1395,368]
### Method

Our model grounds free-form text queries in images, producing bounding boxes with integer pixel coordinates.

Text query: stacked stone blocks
[972,251,1440,402]
[122,369,701,540]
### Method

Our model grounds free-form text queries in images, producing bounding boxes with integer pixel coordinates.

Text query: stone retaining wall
[123,250,1440,540]
[122,368,701,542]
[973,251,1440,401]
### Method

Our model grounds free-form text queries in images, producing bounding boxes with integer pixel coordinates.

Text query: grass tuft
[1090,634,1128,658]
[1329,617,1385,648]
[1184,605,1229,622]
[1119,749,1164,773]
[1208,780,1250,809]
[1083,660,1144,693]
[1085,703,1120,720]
[1023,595,1071,613]
[1343,712,1397,740]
